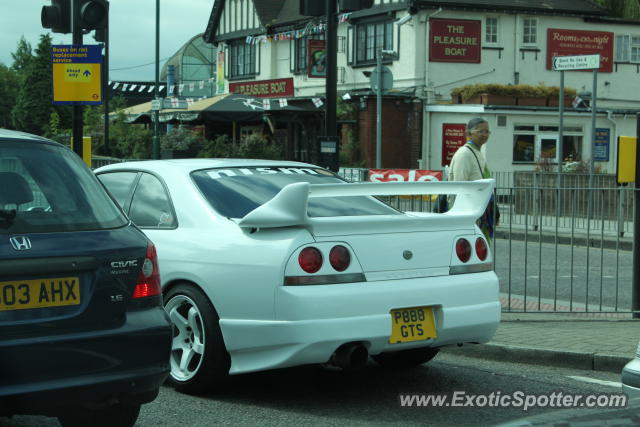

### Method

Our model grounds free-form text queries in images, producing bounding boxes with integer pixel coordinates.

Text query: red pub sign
[546,29,613,73]
[229,77,295,98]
[442,123,467,166]
[430,18,481,63]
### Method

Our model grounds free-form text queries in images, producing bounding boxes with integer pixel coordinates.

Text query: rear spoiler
[237,179,494,230]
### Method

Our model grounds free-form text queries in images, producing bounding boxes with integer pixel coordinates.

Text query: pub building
[113,0,640,173]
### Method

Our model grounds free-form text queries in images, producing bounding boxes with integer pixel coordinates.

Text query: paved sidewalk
[443,311,640,373]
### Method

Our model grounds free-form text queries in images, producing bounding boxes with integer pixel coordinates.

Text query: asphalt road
[494,237,633,310]
[2,352,626,426]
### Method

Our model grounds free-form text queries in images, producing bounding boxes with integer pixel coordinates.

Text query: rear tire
[372,347,439,368]
[164,284,230,395]
[57,403,141,427]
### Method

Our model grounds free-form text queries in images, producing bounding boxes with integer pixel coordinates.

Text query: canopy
[116,93,318,124]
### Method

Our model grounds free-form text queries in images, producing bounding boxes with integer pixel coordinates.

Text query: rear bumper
[0,307,171,415]
[220,271,500,374]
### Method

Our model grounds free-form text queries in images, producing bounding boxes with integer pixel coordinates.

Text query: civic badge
[403,250,413,260]
[10,236,31,251]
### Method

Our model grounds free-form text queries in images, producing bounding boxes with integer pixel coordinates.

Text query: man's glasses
[472,129,491,135]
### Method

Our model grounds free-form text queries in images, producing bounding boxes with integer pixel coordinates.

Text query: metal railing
[339,167,636,315]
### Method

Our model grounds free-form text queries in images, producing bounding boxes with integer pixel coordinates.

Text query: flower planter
[547,96,574,107]
[517,96,547,106]
[463,93,517,106]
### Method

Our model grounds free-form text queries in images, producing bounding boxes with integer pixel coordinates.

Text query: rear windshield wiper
[0,209,16,228]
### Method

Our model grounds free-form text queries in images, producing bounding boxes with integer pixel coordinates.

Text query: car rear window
[191,166,400,218]
[0,141,128,233]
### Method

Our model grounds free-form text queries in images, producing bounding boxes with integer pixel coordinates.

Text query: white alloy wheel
[165,294,206,382]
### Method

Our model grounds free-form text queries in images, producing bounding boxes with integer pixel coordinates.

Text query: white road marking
[568,375,622,388]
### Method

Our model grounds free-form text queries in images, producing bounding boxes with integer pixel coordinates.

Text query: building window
[229,39,256,79]
[485,17,498,44]
[513,125,582,164]
[294,34,325,74]
[522,18,537,45]
[355,20,393,65]
[615,34,640,62]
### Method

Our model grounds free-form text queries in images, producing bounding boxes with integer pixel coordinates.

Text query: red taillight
[299,247,323,273]
[475,237,488,261]
[133,243,162,298]
[455,238,472,263]
[329,245,350,272]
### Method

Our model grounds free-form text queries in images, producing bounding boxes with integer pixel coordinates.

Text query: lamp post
[152,0,160,160]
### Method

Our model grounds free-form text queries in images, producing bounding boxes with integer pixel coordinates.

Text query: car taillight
[455,238,471,263]
[299,247,322,273]
[329,245,350,272]
[475,237,488,261]
[133,243,161,298]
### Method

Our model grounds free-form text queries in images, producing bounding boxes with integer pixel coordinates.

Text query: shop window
[522,18,537,45]
[513,126,583,164]
[485,17,498,44]
[513,134,535,162]
[228,39,256,79]
[615,34,640,62]
[355,20,393,65]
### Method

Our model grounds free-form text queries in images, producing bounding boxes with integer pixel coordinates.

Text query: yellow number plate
[389,306,437,344]
[0,277,81,311]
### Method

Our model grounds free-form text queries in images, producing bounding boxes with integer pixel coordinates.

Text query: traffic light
[77,0,108,31]
[339,0,374,12]
[41,0,71,34]
[300,0,373,16]
[300,0,325,16]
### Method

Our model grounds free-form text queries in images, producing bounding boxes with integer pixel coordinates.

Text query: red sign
[367,169,443,182]
[430,19,481,63]
[442,124,467,166]
[229,78,294,98]
[308,40,326,78]
[546,29,613,73]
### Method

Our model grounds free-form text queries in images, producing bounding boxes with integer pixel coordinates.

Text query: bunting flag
[129,84,137,91]
[312,98,323,108]
[189,83,195,92]
[113,82,120,89]
[187,98,194,106]
[122,84,129,91]
[279,98,288,108]
[178,84,184,94]
[199,80,205,89]
[147,86,154,93]
[138,85,146,92]
[262,99,271,110]
[245,22,328,45]
[168,85,174,95]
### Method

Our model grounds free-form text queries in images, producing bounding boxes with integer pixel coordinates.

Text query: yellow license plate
[0,277,81,311]
[389,306,437,344]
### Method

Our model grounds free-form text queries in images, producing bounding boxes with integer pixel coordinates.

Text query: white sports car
[96,159,500,394]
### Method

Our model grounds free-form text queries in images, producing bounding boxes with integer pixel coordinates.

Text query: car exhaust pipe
[330,342,368,370]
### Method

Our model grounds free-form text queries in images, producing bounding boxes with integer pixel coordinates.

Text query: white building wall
[213,2,640,174]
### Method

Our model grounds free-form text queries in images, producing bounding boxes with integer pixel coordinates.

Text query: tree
[11,35,55,135]
[593,0,640,18]
[0,64,19,129]
[11,37,33,74]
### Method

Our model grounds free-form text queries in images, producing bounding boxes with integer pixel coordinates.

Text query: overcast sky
[1,0,214,81]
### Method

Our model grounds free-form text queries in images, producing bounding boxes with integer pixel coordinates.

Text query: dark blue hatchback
[0,130,171,426]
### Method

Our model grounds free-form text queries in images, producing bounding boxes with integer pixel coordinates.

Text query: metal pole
[103,11,109,156]
[324,0,337,139]
[632,114,640,317]
[152,0,160,160]
[71,0,83,160]
[558,70,564,173]
[376,48,382,168]
[590,69,598,176]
